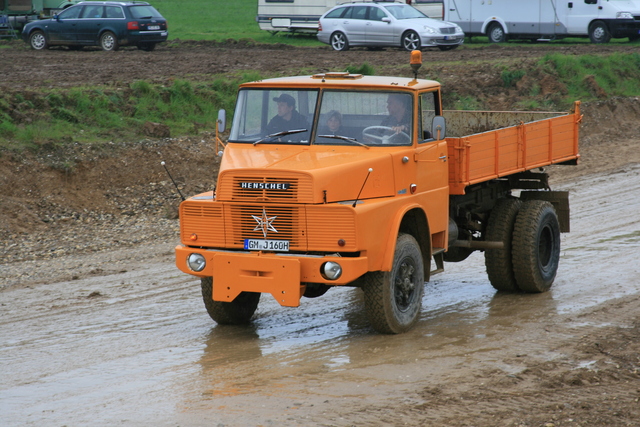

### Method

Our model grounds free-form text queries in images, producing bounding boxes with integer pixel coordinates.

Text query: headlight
[187,253,206,272]
[321,261,342,280]
[617,12,633,19]
[423,26,436,34]
[454,24,463,33]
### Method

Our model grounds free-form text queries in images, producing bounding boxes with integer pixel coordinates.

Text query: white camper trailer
[257,0,443,34]
[443,0,640,43]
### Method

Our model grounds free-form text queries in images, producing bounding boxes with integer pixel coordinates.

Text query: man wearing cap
[266,94,309,139]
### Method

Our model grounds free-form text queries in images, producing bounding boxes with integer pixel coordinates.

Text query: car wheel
[29,30,48,50]
[137,42,156,52]
[330,31,349,51]
[99,31,119,51]
[487,22,507,43]
[401,30,421,51]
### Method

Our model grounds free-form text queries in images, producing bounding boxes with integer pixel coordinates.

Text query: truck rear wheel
[512,201,560,293]
[485,198,522,292]
[363,233,424,334]
[200,277,260,325]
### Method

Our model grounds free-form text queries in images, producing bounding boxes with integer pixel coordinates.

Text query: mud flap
[520,191,570,232]
[212,253,302,307]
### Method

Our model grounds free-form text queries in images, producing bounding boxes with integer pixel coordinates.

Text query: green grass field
[152,0,320,46]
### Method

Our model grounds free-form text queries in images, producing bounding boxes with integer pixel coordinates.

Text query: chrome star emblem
[252,208,278,238]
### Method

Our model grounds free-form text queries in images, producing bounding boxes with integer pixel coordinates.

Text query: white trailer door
[564,0,601,34]
[444,0,472,32]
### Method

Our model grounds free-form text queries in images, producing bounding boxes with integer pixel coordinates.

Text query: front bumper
[175,245,369,307]
[421,31,465,47]
[606,19,640,38]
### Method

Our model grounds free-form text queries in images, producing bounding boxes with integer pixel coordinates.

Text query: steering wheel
[362,126,410,145]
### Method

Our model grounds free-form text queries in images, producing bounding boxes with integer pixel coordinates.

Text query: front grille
[440,27,456,34]
[227,205,305,249]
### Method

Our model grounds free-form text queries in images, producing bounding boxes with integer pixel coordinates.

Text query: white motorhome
[443,0,640,43]
[257,0,443,34]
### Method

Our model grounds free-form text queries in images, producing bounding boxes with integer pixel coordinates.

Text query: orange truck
[174,52,580,334]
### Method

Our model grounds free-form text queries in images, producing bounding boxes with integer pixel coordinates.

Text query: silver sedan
[318,2,464,51]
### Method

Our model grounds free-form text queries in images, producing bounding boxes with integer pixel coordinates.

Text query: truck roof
[240,73,441,92]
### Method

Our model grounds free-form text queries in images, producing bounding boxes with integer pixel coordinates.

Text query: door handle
[439,155,447,162]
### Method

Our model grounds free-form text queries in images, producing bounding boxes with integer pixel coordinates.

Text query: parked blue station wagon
[22,1,168,51]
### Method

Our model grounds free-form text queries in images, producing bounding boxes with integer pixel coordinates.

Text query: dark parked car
[22,1,168,51]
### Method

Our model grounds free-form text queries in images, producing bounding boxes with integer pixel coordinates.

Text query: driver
[381,93,411,134]
[266,94,308,136]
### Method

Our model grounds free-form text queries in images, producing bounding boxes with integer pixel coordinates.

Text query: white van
[443,0,640,43]
[257,0,443,34]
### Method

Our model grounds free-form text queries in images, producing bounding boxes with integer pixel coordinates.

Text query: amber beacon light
[410,50,422,79]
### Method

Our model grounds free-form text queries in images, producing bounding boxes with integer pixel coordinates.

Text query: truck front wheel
[200,277,260,325]
[589,21,611,43]
[363,233,424,334]
[485,198,522,292]
[512,201,560,293]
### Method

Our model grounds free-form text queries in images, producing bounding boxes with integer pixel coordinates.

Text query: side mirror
[432,116,446,140]
[382,17,391,23]
[217,109,226,133]
[55,14,60,21]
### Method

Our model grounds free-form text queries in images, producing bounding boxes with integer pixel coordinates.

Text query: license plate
[244,239,290,252]
[444,36,457,41]
[148,25,160,30]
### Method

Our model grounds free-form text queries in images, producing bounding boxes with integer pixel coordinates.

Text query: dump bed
[445,102,581,195]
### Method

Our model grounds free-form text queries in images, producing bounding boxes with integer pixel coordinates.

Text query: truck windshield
[229,89,318,144]
[229,88,413,147]
[315,90,413,147]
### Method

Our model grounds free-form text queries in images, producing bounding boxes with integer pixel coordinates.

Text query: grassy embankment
[2,0,640,150]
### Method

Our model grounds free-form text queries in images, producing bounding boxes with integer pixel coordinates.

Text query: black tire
[401,30,421,51]
[589,21,611,43]
[512,200,561,293]
[99,31,119,51]
[487,22,507,43]
[363,233,424,334]
[29,30,48,50]
[200,277,260,325]
[137,42,156,52]
[330,31,349,51]
[484,198,522,292]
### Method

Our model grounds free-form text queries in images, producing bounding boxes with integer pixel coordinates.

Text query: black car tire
[487,22,507,43]
[588,20,611,44]
[137,43,156,52]
[330,32,349,51]
[402,30,421,51]
[99,31,119,51]
[29,30,48,50]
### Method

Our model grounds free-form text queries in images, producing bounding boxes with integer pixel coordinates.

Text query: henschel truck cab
[175,52,581,334]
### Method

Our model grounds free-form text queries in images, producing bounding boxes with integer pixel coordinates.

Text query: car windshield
[229,88,413,147]
[129,5,163,19]
[383,4,427,20]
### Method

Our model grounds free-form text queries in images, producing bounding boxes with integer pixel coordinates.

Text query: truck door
[564,0,600,35]
[414,90,449,244]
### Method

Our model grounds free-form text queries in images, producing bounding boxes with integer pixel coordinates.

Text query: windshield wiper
[253,129,307,145]
[318,134,370,149]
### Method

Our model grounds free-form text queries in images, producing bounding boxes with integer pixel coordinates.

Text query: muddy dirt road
[1,42,640,426]
[2,162,640,426]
